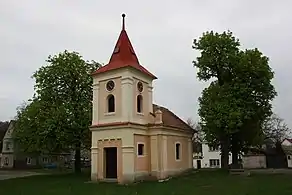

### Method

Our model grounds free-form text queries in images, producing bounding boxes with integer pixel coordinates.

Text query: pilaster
[162,135,168,172]
[150,135,158,173]
[148,85,153,113]
[91,147,99,181]
[92,82,99,124]
[121,146,135,183]
[121,76,134,122]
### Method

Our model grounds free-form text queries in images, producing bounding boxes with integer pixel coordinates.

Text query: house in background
[192,139,203,169]
[90,14,194,184]
[281,138,292,168]
[193,142,232,169]
[0,120,46,169]
[1,120,16,168]
[0,121,9,166]
[242,139,292,169]
[0,120,73,169]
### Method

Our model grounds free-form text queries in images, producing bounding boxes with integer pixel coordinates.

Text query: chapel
[90,14,194,184]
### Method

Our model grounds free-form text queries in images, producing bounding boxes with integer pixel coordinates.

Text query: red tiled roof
[91,104,194,133]
[284,138,292,143]
[153,104,194,132]
[92,14,157,79]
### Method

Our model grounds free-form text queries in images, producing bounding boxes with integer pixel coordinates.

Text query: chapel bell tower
[91,14,157,127]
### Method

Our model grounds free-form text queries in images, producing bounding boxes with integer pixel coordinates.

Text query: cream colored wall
[91,67,193,183]
[134,134,150,172]
[91,127,133,183]
[97,77,122,123]
[150,135,158,172]
[91,125,193,183]
[166,135,191,171]
[92,69,128,125]
[91,125,149,183]
[132,77,152,124]
[147,127,193,179]
[97,139,123,181]
[92,67,154,126]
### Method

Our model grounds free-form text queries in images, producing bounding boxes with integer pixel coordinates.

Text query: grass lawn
[0,170,292,195]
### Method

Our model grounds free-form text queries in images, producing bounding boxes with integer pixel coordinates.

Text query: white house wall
[287,155,292,168]
[193,143,232,168]
[281,139,292,168]
[282,139,292,146]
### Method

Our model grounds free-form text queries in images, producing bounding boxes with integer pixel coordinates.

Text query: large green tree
[193,31,276,168]
[14,50,101,173]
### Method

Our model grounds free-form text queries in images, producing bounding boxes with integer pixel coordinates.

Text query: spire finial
[122,13,126,30]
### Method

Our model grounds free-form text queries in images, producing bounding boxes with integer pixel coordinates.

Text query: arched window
[107,94,115,113]
[175,143,181,160]
[137,95,143,113]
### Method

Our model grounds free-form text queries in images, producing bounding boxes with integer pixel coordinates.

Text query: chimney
[155,107,163,124]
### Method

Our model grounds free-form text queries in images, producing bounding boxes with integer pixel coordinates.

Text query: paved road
[0,170,46,180]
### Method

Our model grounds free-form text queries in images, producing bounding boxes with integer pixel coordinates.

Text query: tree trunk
[74,142,81,174]
[35,154,40,168]
[220,138,229,169]
[231,134,239,167]
[231,150,238,166]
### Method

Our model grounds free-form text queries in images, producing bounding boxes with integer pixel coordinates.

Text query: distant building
[193,142,232,169]
[0,120,73,169]
[281,138,292,168]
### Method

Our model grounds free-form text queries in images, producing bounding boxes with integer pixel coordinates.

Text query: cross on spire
[122,13,126,30]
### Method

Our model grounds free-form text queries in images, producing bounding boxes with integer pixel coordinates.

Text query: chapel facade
[90,14,194,184]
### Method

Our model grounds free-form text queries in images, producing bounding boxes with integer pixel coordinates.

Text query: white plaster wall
[201,144,232,168]
[242,155,266,169]
[282,139,292,146]
[287,155,292,168]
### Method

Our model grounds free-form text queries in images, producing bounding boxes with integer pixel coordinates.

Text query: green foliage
[192,30,240,83]
[14,100,63,154]
[193,31,277,163]
[14,50,101,170]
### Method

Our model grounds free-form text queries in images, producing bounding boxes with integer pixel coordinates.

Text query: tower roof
[92,14,157,79]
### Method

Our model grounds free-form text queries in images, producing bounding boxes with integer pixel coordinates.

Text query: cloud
[1,0,292,129]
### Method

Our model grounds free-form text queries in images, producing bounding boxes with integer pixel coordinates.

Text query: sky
[1,0,292,128]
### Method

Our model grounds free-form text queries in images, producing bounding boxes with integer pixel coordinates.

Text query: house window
[288,155,291,160]
[107,94,115,113]
[43,157,48,163]
[137,95,143,113]
[4,157,9,165]
[209,159,220,167]
[5,142,11,150]
[137,143,145,156]
[209,145,219,152]
[175,143,181,160]
[26,157,32,165]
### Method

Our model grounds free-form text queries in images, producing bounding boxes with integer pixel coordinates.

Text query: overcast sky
[1,0,292,128]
